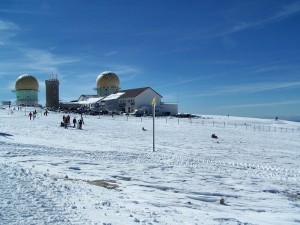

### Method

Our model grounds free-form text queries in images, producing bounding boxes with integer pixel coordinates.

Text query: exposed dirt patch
[283,190,300,201]
[64,177,119,190]
[86,180,119,189]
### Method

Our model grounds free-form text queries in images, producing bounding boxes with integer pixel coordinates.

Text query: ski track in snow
[1,109,300,224]
[1,141,299,183]
[0,163,90,225]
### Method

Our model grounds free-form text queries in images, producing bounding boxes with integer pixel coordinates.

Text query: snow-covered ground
[0,107,300,225]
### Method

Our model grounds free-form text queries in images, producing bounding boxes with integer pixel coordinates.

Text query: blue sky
[1,0,300,119]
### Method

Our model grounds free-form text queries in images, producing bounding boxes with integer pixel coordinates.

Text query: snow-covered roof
[102,92,125,101]
[78,96,104,104]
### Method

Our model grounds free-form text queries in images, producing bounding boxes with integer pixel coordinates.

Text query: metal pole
[153,105,155,152]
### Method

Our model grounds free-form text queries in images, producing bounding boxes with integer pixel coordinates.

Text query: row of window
[119,99,135,104]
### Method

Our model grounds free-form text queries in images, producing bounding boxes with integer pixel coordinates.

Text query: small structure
[2,101,11,106]
[14,74,39,107]
[45,74,59,109]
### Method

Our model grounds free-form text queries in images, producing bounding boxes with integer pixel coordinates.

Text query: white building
[59,72,178,116]
[100,87,178,116]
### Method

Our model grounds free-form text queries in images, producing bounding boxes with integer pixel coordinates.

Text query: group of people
[28,109,84,130]
[61,115,83,129]
[28,110,38,120]
[28,109,49,120]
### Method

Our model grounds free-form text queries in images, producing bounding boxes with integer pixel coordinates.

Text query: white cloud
[104,51,118,57]
[0,20,19,30]
[186,81,300,97]
[0,20,19,44]
[220,100,300,109]
[173,2,300,43]
[21,48,79,72]
[226,2,300,35]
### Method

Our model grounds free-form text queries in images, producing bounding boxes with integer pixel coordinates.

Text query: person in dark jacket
[73,117,77,128]
[78,119,83,129]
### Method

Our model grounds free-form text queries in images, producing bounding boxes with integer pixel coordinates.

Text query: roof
[78,95,99,101]
[15,74,39,91]
[78,96,104,104]
[102,92,125,101]
[117,87,163,99]
[96,71,120,88]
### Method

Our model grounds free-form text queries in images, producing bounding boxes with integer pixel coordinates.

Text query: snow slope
[0,107,300,225]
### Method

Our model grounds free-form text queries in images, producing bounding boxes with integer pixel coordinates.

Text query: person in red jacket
[29,112,32,120]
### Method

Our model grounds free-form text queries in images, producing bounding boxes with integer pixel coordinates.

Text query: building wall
[158,103,178,116]
[45,80,59,108]
[16,90,38,106]
[104,99,119,112]
[135,88,162,114]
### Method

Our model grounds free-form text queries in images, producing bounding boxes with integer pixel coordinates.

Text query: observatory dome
[96,71,120,88]
[15,74,39,91]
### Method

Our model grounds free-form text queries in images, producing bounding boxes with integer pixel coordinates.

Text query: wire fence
[1,107,299,134]
[109,115,300,134]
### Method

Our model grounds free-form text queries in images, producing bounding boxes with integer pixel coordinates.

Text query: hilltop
[0,107,300,224]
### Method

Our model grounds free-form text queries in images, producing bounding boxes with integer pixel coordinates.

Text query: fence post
[213,121,215,127]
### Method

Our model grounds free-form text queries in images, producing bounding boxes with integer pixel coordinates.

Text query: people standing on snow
[73,117,77,128]
[33,110,37,120]
[78,119,83,129]
[64,116,68,129]
[44,109,48,116]
[29,112,32,120]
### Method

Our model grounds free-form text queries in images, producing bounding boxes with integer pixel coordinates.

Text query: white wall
[159,103,178,116]
[135,88,162,114]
